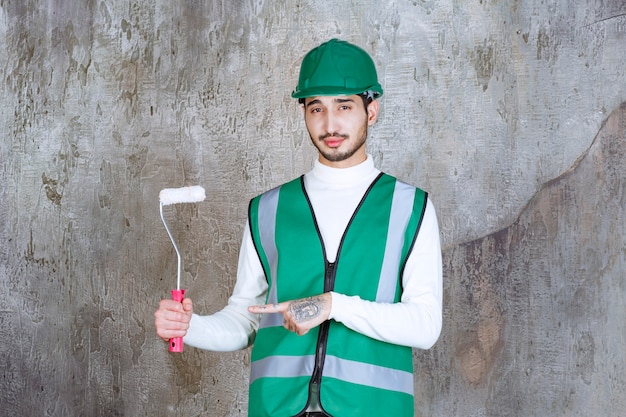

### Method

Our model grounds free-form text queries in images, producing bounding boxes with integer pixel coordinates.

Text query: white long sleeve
[184,155,442,351]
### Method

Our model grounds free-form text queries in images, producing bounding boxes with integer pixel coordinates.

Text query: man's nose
[323,110,340,134]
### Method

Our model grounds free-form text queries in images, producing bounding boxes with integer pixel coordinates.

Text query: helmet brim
[291,85,383,99]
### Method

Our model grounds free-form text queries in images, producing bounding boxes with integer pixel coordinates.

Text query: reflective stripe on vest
[255,187,283,328]
[377,180,416,302]
[250,354,414,396]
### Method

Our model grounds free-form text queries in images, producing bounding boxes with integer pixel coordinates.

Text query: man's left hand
[248,293,331,336]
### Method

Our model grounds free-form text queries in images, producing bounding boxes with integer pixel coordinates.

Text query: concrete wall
[0,1,624,416]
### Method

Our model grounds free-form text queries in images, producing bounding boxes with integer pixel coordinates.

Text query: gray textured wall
[0,1,624,416]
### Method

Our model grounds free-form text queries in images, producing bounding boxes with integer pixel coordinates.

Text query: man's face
[303,95,379,168]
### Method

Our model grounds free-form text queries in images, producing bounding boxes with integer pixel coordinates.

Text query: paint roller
[159,185,206,352]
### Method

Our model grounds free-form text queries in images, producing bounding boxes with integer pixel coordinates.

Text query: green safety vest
[247,173,427,417]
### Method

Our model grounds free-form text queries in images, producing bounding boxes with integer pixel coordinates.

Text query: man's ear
[367,99,379,126]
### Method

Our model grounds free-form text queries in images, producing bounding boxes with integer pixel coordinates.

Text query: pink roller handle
[169,289,186,353]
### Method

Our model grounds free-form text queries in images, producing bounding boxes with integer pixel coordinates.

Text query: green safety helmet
[291,38,383,99]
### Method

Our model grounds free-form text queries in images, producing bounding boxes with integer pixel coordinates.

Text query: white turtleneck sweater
[184,156,443,351]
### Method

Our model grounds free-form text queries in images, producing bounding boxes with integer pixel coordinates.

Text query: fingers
[182,297,193,312]
[158,298,193,315]
[154,298,193,340]
[248,302,307,334]
[248,303,283,314]
[283,317,310,336]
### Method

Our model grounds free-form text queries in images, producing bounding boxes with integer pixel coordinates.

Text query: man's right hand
[154,298,193,341]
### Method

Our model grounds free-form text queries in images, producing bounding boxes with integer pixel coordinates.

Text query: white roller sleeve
[159,186,206,205]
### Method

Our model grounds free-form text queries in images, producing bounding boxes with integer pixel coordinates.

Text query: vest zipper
[304,260,336,415]
[298,174,382,416]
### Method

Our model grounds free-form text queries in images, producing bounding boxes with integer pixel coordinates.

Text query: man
[155,38,442,417]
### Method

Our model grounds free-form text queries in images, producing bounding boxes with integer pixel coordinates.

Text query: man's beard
[311,123,368,163]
